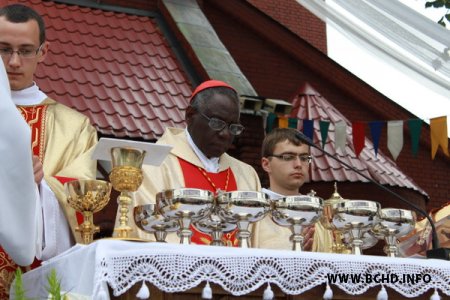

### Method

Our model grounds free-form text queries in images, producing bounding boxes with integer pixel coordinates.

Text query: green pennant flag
[407,119,423,157]
[288,118,298,129]
[320,120,330,149]
[266,112,277,133]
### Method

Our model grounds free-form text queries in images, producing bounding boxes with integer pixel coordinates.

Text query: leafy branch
[13,268,68,300]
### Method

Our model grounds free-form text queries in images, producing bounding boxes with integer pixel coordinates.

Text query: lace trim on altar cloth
[93,242,450,298]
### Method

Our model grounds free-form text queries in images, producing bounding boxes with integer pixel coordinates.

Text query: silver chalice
[216,191,270,248]
[373,208,416,257]
[134,204,179,242]
[322,200,381,255]
[271,194,323,251]
[157,188,214,245]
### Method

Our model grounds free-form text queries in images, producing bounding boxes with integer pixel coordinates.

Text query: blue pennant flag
[369,121,384,156]
[303,119,314,142]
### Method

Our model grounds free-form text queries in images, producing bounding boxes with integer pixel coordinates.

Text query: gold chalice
[65,179,112,244]
[321,183,350,254]
[110,147,146,238]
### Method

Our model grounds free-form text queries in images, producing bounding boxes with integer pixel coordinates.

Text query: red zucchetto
[189,80,237,102]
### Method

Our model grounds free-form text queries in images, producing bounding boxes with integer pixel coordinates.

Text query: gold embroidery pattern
[18,105,47,161]
[0,250,18,298]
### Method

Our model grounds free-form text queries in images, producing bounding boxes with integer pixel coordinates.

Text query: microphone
[295,130,449,260]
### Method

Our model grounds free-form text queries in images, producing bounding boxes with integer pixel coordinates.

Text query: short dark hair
[0,4,46,45]
[190,86,239,112]
[261,128,304,157]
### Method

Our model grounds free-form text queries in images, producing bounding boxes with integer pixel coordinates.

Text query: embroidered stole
[178,158,239,247]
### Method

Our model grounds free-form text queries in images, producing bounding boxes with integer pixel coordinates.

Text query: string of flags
[266,113,449,160]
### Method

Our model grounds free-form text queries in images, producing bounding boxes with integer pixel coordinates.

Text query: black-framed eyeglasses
[269,153,312,163]
[0,43,44,59]
[199,111,245,136]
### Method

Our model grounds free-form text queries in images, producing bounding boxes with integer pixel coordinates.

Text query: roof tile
[12,0,192,139]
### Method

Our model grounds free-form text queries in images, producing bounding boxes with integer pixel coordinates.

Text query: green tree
[425,0,450,27]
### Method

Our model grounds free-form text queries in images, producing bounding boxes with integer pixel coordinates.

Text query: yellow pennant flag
[430,116,449,159]
[278,116,289,128]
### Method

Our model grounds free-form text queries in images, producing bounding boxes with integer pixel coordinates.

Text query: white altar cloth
[15,240,450,299]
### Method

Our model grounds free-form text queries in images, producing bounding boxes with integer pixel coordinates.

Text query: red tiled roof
[5,0,192,140]
[290,82,428,196]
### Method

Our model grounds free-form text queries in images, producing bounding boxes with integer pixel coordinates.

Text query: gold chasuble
[17,98,97,238]
[178,158,239,246]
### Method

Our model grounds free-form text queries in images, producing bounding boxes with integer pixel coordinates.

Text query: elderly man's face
[187,93,240,158]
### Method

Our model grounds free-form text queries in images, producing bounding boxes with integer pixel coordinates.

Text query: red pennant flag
[352,121,365,157]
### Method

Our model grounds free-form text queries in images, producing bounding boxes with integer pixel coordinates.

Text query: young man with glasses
[259,128,333,252]
[125,80,261,246]
[0,4,98,296]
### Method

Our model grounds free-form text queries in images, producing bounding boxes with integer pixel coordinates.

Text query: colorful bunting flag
[335,120,347,154]
[263,114,448,162]
[303,119,314,141]
[352,121,365,157]
[288,117,298,129]
[407,119,423,157]
[387,120,403,160]
[278,116,288,128]
[369,121,383,156]
[430,116,449,159]
[319,120,330,149]
[266,112,277,133]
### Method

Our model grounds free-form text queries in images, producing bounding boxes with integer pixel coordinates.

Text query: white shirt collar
[185,128,220,173]
[11,83,47,106]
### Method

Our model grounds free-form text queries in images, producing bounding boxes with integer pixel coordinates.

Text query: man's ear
[185,106,195,126]
[37,41,50,63]
[261,157,271,173]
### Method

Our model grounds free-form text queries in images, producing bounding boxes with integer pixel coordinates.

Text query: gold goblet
[65,179,112,244]
[110,147,146,238]
[321,183,350,254]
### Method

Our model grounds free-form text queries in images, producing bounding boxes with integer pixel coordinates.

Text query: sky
[326,0,450,136]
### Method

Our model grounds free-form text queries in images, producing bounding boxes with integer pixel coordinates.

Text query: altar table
[14,240,450,299]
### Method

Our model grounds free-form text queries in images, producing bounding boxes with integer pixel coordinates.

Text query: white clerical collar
[11,83,47,106]
[185,128,220,173]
